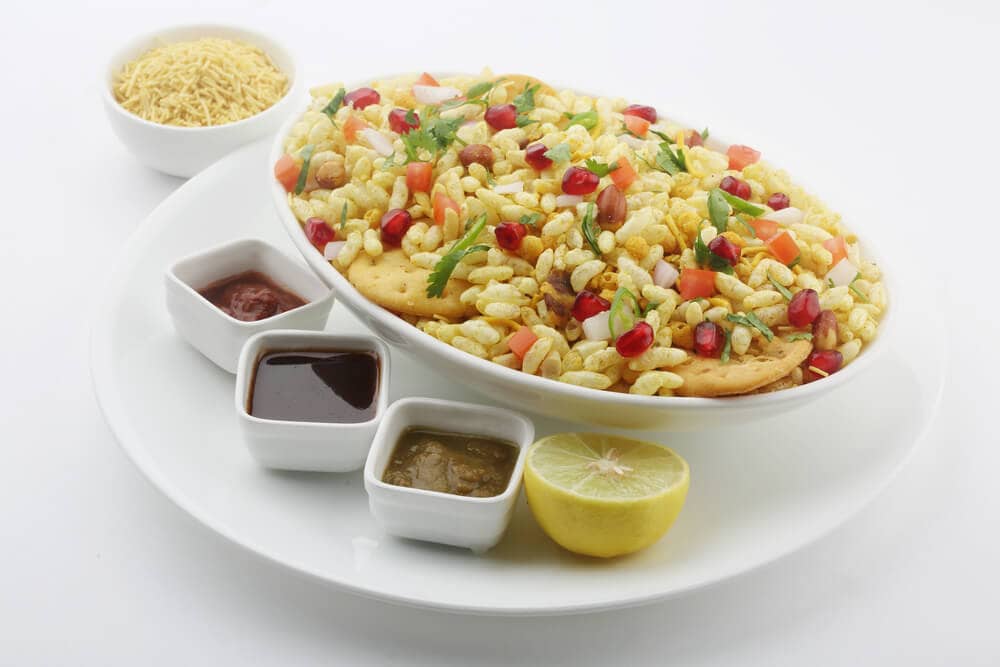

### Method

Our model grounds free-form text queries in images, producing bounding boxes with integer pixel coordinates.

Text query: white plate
[91,140,946,615]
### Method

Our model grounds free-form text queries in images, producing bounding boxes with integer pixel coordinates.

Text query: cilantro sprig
[580,203,602,256]
[584,157,620,178]
[520,213,542,227]
[512,83,539,127]
[565,110,598,130]
[694,230,735,275]
[293,144,315,195]
[544,143,571,164]
[427,214,489,298]
[401,114,463,163]
[726,312,774,341]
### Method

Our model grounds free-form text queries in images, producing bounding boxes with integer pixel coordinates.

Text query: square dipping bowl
[235,330,390,472]
[165,238,335,373]
[363,398,534,553]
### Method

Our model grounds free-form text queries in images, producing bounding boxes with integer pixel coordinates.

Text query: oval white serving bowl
[102,23,303,178]
[270,75,895,430]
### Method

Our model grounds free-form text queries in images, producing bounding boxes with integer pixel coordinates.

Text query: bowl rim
[269,71,897,413]
[100,22,299,133]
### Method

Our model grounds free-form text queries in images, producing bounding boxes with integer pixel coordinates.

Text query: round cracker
[346,249,475,319]
[673,338,812,397]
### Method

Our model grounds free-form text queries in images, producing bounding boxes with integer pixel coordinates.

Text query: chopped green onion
[609,286,640,339]
[786,332,813,342]
[719,190,765,216]
[339,202,348,231]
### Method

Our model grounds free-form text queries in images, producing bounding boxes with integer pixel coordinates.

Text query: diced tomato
[416,72,439,87]
[508,326,539,360]
[727,144,761,171]
[343,115,368,143]
[273,155,300,193]
[433,192,460,225]
[766,231,801,265]
[623,114,650,138]
[406,162,433,193]
[747,218,780,240]
[823,236,848,266]
[678,268,717,301]
[609,157,636,191]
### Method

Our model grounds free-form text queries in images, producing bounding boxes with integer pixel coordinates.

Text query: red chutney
[198,271,306,322]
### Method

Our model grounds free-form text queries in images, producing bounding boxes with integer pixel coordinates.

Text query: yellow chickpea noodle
[277,71,887,397]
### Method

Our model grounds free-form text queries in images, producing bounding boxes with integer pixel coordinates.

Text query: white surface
[1,1,996,663]
[270,91,894,432]
[91,139,942,613]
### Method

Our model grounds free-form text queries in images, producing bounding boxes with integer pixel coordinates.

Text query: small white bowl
[235,330,390,472]
[165,238,335,373]
[102,24,302,178]
[363,398,534,553]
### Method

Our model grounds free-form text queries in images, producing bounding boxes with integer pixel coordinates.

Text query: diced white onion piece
[582,310,612,341]
[555,194,583,208]
[323,241,346,260]
[359,129,394,157]
[618,134,648,150]
[493,181,524,195]
[763,206,804,226]
[653,259,679,288]
[413,85,462,105]
[826,258,858,287]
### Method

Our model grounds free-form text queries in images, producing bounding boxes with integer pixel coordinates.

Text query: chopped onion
[359,128,394,157]
[413,85,461,105]
[493,181,524,195]
[555,194,583,207]
[826,258,858,287]
[764,206,804,226]
[323,241,346,260]
[582,310,612,341]
[618,134,648,150]
[653,259,679,288]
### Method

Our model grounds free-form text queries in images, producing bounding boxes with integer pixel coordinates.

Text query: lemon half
[524,433,690,558]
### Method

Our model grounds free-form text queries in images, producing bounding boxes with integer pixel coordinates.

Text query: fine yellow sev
[114,37,288,127]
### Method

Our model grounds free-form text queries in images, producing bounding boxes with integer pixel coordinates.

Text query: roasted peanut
[459,144,495,169]
[315,155,347,189]
[596,184,627,228]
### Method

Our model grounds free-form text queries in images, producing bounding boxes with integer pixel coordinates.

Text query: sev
[114,37,288,127]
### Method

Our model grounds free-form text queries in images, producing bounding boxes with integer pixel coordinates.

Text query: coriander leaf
[515,114,537,128]
[566,110,598,130]
[708,189,730,232]
[466,81,494,99]
[694,231,710,265]
[405,109,418,125]
[427,116,464,151]
[721,328,732,363]
[519,213,542,227]
[321,88,346,119]
[512,83,539,114]
[786,332,813,342]
[693,229,734,274]
[544,143,571,163]
[768,275,794,301]
[584,158,620,177]
[339,202,348,231]
[581,203,602,256]
[293,144,315,195]
[609,286,640,339]
[653,141,687,175]
[726,312,774,342]
[649,129,673,144]
[700,128,710,140]
[427,214,488,298]
[719,190,765,216]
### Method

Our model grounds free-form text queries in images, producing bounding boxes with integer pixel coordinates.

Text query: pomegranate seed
[525,143,553,171]
[388,108,419,134]
[686,130,704,147]
[615,321,654,358]
[693,321,726,358]
[812,310,839,350]
[305,218,335,248]
[572,291,611,322]
[344,87,380,110]
[379,209,413,247]
[485,104,518,130]
[708,235,741,266]
[622,104,657,123]
[803,349,843,383]
[494,222,528,251]
[720,175,752,200]
[787,288,820,327]
[562,166,600,195]
[767,192,790,211]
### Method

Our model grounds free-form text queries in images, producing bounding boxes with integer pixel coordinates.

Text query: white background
[2,1,997,664]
